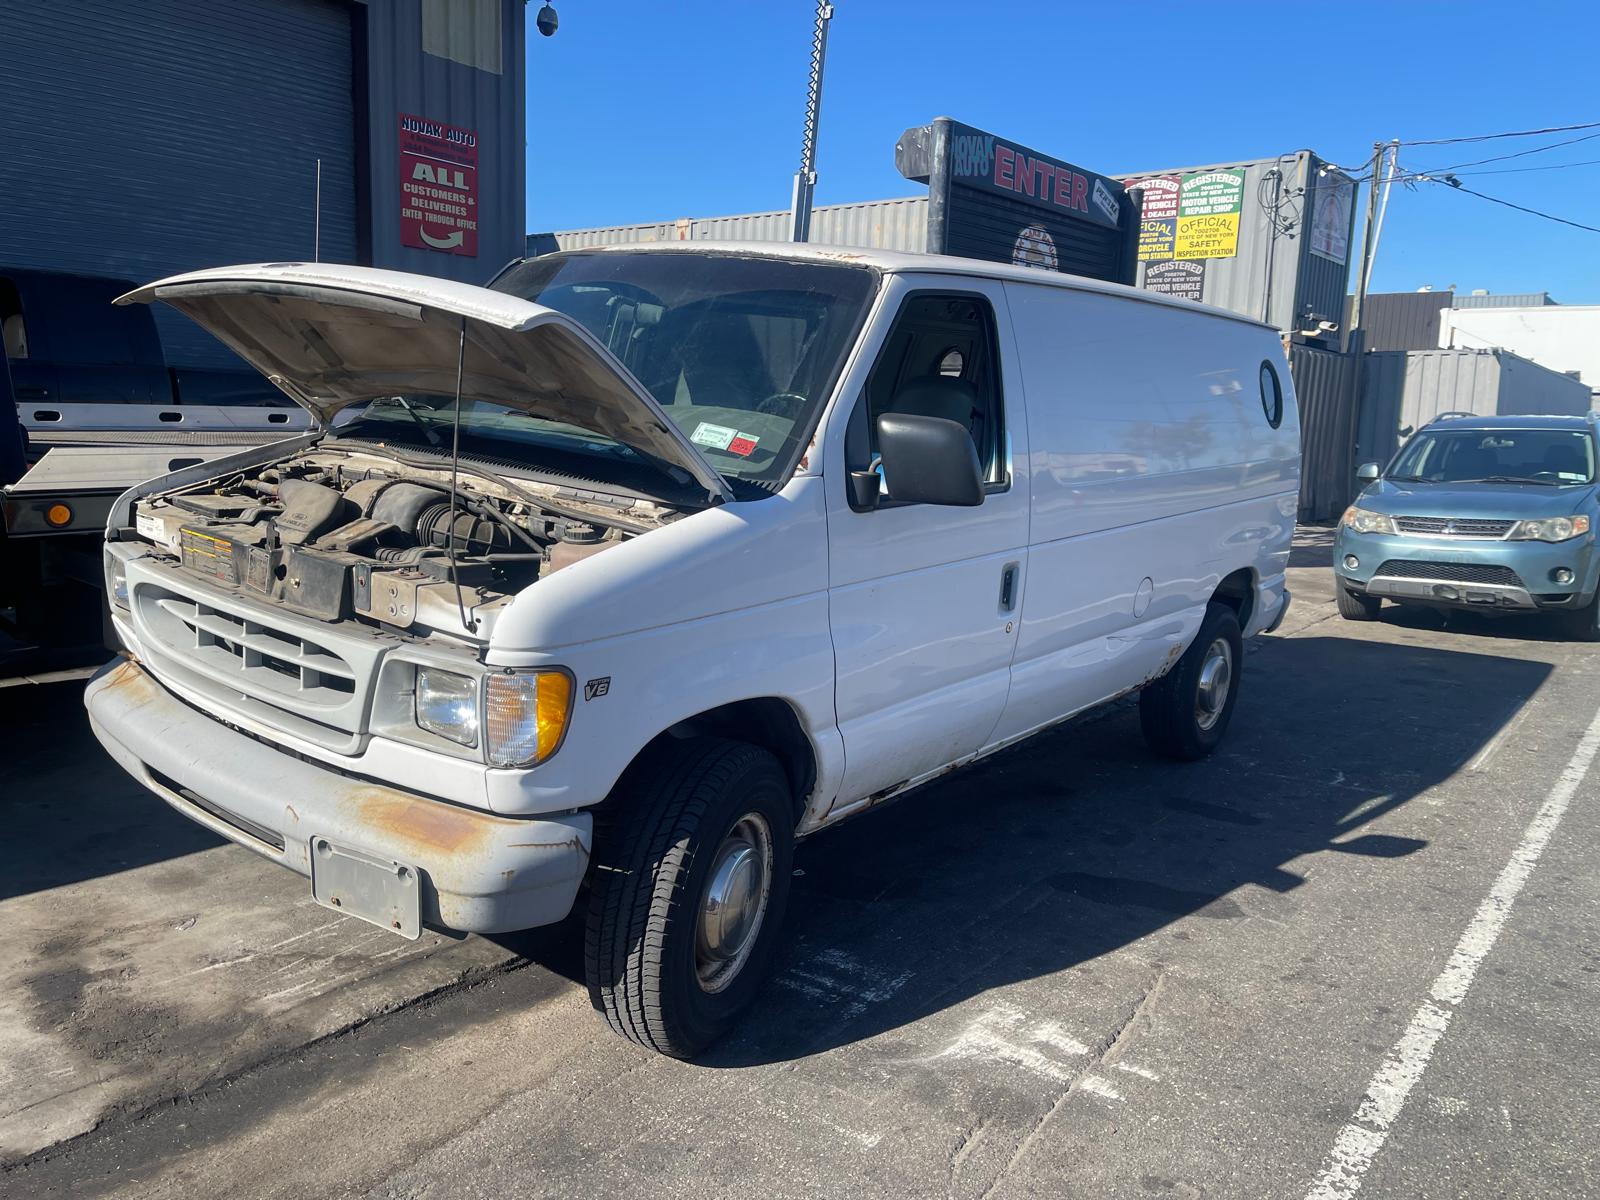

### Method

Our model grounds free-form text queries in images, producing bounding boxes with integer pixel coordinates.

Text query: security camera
[535,3,558,36]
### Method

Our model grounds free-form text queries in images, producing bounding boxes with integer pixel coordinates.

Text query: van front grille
[152,595,358,704]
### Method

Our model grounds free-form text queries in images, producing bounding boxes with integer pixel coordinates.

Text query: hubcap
[1195,638,1233,731]
[696,812,773,994]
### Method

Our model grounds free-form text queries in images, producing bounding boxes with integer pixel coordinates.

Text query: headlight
[1341,506,1396,535]
[415,668,480,747]
[1509,515,1591,543]
[485,670,573,767]
[107,552,129,610]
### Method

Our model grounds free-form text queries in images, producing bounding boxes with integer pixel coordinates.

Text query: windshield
[1388,427,1597,486]
[336,251,875,494]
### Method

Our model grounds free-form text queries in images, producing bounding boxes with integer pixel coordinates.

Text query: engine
[130,452,627,634]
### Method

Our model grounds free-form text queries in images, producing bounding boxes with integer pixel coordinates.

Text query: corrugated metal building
[1343,291,1455,352]
[3,0,525,370]
[529,197,935,257]
[533,149,1353,340]
[1356,348,1592,468]
[1115,152,1355,340]
[1454,291,1558,309]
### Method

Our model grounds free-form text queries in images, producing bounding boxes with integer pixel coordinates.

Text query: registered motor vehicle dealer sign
[398,113,479,257]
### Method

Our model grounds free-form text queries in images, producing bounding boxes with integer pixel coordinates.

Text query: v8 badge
[583,677,611,702]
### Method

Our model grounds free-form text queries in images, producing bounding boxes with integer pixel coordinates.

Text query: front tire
[1140,602,1243,761]
[1559,592,1600,642]
[1336,587,1382,621]
[584,737,794,1058]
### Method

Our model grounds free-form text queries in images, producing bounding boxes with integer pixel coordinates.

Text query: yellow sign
[1175,213,1239,260]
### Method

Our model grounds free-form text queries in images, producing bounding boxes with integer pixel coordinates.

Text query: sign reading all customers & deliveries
[398,114,479,257]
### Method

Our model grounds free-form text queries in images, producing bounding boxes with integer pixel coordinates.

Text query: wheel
[1559,592,1600,642]
[584,737,794,1058]
[1336,586,1382,621]
[1140,602,1243,761]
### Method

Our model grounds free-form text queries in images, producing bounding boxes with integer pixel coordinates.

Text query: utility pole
[1347,141,1386,338]
[788,1,834,243]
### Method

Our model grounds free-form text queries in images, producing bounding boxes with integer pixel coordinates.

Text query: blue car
[1333,413,1600,640]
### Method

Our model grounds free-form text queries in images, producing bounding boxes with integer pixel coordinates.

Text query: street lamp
[788,2,834,243]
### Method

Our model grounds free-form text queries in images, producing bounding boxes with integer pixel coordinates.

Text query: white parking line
[1304,701,1600,1200]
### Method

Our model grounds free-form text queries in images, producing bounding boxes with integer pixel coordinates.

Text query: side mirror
[873,413,984,507]
[1356,462,1381,483]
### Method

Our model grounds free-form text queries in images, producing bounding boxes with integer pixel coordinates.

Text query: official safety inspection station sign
[1128,168,1245,261]
[398,114,479,257]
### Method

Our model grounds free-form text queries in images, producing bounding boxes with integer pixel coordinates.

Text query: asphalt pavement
[3,530,1597,1199]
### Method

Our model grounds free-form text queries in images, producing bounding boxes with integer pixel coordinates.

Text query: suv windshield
[337,251,873,496]
[1389,426,1597,486]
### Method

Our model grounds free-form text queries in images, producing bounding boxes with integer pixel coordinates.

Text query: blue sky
[526,1,1600,302]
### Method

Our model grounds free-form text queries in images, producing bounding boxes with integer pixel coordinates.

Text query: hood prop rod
[448,317,477,636]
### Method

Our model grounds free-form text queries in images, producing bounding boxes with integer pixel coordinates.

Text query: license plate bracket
[309,837,422,939]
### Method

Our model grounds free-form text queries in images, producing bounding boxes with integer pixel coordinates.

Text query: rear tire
[1140,602,1243,761]
[584,737,794,1058]
[1336,587,1382,621]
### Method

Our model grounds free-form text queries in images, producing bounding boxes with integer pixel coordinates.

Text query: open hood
[116,263,733,502]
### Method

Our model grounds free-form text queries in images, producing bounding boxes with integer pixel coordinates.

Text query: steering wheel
[755,393,808,420]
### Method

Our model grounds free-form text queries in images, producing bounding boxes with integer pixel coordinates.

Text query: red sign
[398,114,479,257]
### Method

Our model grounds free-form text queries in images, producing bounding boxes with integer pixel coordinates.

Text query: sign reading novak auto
[398,114,479,258]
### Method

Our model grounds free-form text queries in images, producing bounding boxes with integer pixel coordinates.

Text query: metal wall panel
[1344,292,1453,351]
[361,0,526,282]
[3,0,358,368]
[1453,291,1557,309]
[1357,349,1591,468]
[534,197,930,256]
[1289,344,1360,522]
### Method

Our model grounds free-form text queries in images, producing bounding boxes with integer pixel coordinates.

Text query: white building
[1440,305,1600,406]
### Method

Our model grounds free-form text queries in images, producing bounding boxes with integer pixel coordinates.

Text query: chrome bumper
[85,657,591,935]
[1362,574,1537,611]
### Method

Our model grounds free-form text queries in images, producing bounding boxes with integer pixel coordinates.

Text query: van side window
[847,293,1006,491]
[0,279,27,360]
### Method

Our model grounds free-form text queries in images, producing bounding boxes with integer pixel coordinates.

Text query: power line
[1422,155,1600,179]
[1428,177,1600,234]
[1398,120,1600,147]
[1427,129,1600,172]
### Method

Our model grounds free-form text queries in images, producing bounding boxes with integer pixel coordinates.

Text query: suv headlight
[485,670,573,767]
[415,668,480,747]
[1509,515,1591,543]
[1341,506,1396,535]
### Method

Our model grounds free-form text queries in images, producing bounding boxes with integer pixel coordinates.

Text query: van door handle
[999,563,1019,612]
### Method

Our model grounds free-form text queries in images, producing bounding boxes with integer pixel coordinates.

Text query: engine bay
[129,447,665,639]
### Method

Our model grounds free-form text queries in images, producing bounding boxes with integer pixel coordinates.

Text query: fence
[1290,343,1361,524]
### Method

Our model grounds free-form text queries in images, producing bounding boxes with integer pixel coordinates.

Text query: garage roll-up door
[1,0,358,370]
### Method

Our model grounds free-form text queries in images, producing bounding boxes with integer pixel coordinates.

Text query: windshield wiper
[1387,474,1428,483]
[1457,475,1559,486]
[368,395,443,447]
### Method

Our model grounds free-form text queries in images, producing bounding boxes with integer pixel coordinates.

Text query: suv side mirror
[1356,462,1381,482]
[872,413,984,507]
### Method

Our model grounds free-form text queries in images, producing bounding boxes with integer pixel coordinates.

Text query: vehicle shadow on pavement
[1376,603,1584,645]
[699,633,1550,1067]
[0,676,225,903]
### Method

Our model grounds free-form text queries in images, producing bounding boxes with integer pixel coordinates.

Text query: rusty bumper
[84,658,591,935]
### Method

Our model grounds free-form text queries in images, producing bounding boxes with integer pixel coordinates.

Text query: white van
[87,246,1297,1056]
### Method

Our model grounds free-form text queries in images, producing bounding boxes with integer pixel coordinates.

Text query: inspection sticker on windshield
[690,422,761,457]
[690,422,737,451]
